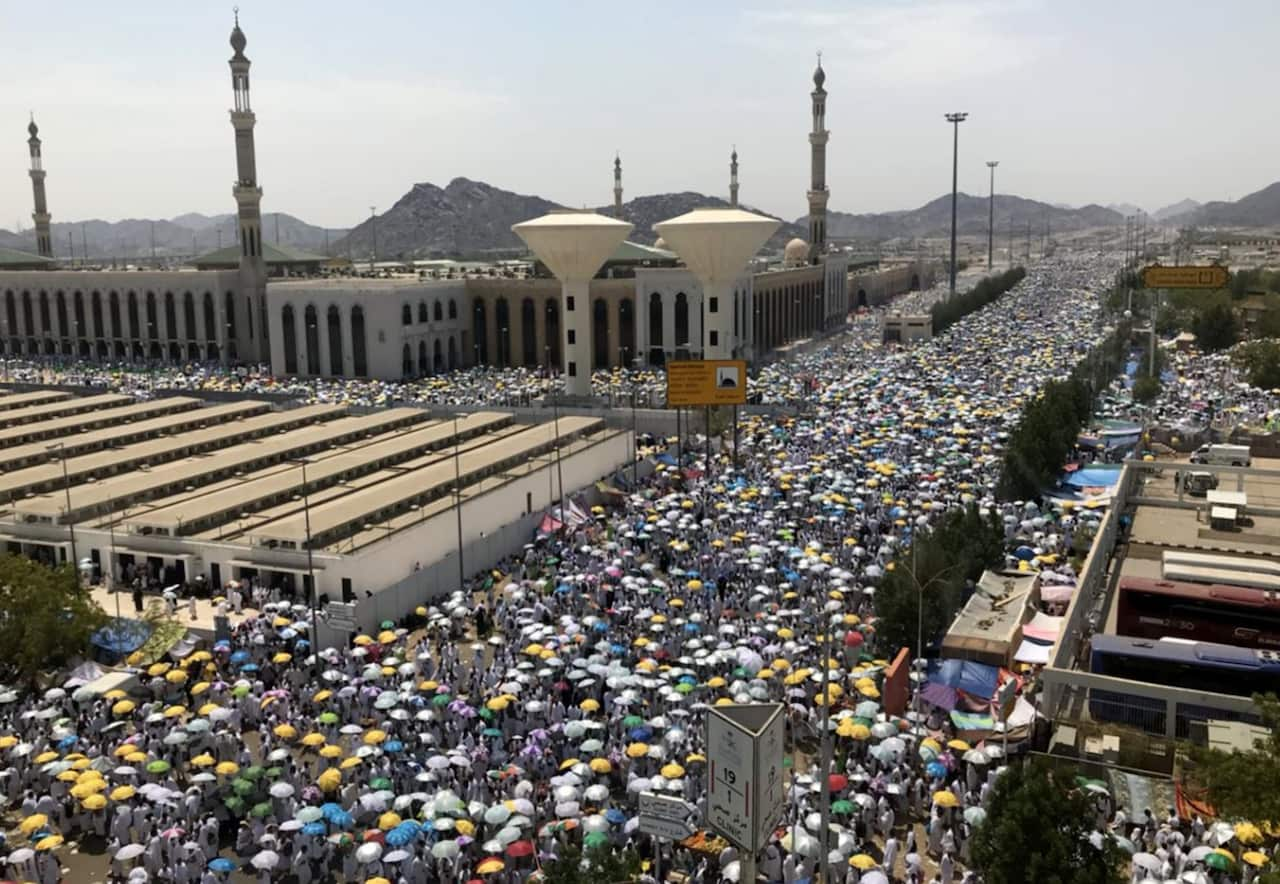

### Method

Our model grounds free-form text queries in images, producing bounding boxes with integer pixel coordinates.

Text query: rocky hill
[0,211,345,260]
[601,192,805,252]
[1152,199,1200,222]
[820,193,1124,241]
[1170,182,1280,228]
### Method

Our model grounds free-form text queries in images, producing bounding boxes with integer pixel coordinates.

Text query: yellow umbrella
[110,785,137,801]
[921,737,942,753]
[947,739,971,752]
[104,689,127,701]
[849,855,878,871]
[125,752,148,764]
[476,858,505,875]
[559,759,580,772]
[377,630,396,645]
[35,751,59,764]
[301,733,326,748]
[70,782,106,800]
[363,729,387,745]
[0,735,17,749]
[626,743,649,759]
[485,697,510,712]
[1235,822,1264,846]
[56,770,79,782]
[198,702,221,716]
[660,763,686,779]
[317,769,341,791]
[147,662,171,677]
[352,635,373,647]
[367,878,391,884]
[1242,851,1269,868]
[339,756,362,770]
[190,754,215,768]
[933,791,959,808]
[20,813,49,835]
[319,745,343,759]
[81,794,108,811]
[273,724,298,741]
[215,761,240,776]
[706,676,728,688]
[313,689,333,702]
[165,670,188,684]
[75,771,104,785]
[112,744,138,759]
[589,758,613,774]
[190,682,211,696]
[272,652,292,664]
[112,700,136,716]
[378,811,402,831]
[416,681,437,693]
[34,834,64,851]
[163,705,186,718]
[579,699,600,712]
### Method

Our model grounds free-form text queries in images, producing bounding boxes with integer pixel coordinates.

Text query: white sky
[2,0,1276,229]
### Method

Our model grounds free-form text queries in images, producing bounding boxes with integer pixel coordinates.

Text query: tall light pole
[452,413,465,590]
[986,161,999,270]
[369,206,377,274]
[292,460,320,675]
[944,112,968,297]
[48,443,77,575]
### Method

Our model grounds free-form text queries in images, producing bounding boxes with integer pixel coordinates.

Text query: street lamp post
[369,207,377,274]
[986,161,999,270]
[452,414,465,590]
[945,112,968,298]
[291,460,320,675]
[48,443,77,575]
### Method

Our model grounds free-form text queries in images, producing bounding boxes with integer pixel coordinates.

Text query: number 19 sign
[706,703,785,853]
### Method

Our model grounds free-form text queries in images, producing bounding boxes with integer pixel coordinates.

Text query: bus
[1116,577,1280,649]
[1087,634,1280,735]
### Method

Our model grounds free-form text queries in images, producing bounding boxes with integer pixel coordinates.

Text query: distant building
[193,241,328,276]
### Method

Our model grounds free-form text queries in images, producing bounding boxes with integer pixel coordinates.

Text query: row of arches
[400,337,461,378]
[400,299,458,326]
[1,288,237,362]
[280,304,368,378]
[752,278,826,354]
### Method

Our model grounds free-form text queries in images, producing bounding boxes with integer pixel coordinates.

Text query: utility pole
[944,112,968,297]
[81,223,87,266]
[985,161,998,270]
[1025,221,1031,261]
[369,207,377,274]
[1008,215,1015,268]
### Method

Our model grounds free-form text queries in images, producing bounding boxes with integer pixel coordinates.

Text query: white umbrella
[1132,854,1163,874]
[356,842,383,863]
[250,851,280,870]
[268,783,294,799]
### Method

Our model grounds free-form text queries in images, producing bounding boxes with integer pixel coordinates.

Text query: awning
[228,558,325,576]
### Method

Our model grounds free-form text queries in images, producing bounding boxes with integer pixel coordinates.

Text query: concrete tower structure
[229,11,268,361]
[613,154,623,217]
[27,117,53,259]
[807,54,829,263]
[729,147,739,207]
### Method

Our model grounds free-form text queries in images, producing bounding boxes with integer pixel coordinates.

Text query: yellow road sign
[666,360,747,407]
[1142,265,1229,289]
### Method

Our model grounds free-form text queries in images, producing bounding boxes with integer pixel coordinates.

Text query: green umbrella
[478,708,494,721]
[232,779,256,796]
[622,716,644,728]
[265,767,282,780]
[380,620,395,630]
[250,802,273,818]
[146,760,171,774]
[317,712,339,725]
[482,727,503,738]
[241,766,265,781]
[732,667,749,678]
[232,684,250,698]
[224,796,245,813]
[583,831,609,849]
[431,694,452,707]
[369,777,392,791]
[674,683,694,694]
[830,799,854,815]
[1205,853,1233,873]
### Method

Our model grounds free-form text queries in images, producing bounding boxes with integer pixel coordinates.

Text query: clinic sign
[706,703,785,853]
[666,360,747,407]
[1141,265,1229,289]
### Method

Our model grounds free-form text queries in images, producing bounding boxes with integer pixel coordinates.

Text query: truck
[1190,444,1252,467]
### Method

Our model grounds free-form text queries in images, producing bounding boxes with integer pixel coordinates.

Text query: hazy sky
[2,0,1276,230]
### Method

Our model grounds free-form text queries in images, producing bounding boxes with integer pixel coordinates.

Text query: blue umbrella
[604,808,627,825]
[320,803,345,823]
[329,810,354,829]
[230,650,250,664]
[208,858,236,873]
[301,822,327,837]
[591,622,608,633]
[239,663,259,673]
[385,825,417,847]
[926,761,947,779]
[57,735,78,750]
[383,740,404,753]
[628,726,653,741]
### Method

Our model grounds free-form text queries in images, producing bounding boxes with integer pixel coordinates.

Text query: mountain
[820,193,1124,241]
[1152,199,1201,222]
[1176,182,1280,228]
[0,212,346,260]
[1106,203,1145,218]
[332,178,806,259]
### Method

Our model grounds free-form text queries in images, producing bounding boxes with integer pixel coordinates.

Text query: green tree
[970,759,1126,884]
[1233,340,1280,390]
[1189,693,1280,825]
[540,844,641,884]
[1192,301,1240,352]
[1132,375,1161,403]
[0,554,107,685]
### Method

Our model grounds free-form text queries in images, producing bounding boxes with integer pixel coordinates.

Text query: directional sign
[1142,265,1229,289]
[706,703,785,853]
[637,814,696,841]
[639,792,695,823]
[326,601,358,632]
[666,360,748,407]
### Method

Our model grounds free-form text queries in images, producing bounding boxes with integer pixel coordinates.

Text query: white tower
[229,10,268,361]
[729,147,739,208]
[807,54,829,263]
[27,117,52,258]
[613,154,623,217]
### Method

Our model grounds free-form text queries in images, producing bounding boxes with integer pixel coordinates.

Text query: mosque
[0,17,932,387]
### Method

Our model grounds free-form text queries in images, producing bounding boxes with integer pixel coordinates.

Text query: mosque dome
[784,237,809,265]
[654,237,669,251]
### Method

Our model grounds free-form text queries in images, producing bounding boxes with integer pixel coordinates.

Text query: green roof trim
[194,241,329,266]
[0,246,55,267]
[608,240,678,263]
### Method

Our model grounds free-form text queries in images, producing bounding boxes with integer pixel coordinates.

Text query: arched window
[472,300,488,365]
[55,291,68,338]
[433,338,444,373]
[448,299,457,320]
[402,343,413,378]
[304,305,320,376]
[648,293,664,365]
[327,305,343,376]
[674,292,689,353]
[107,292,120,339]
[39,291,51,334]
[225,291,237,354]
[592,298,609,369]
[203,293,216,344]
[433,301,443,322]
[402,303,412,326]
[418,301,429,323]
[164,293,177,342]
[351,306,367,377]
[618,297,635,366]
[544,299,560,366]
[183,293,196,341]
[494,298,510,367]
[281,305,297,373]
[145,293,158,343]
[520,298,536,366]
[72,291,85,336]
[126,292,139,339]
[90,292,102,341]
[417,340,428,375]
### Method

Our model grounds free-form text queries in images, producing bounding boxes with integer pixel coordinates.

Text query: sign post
[1140,265,1229,289]
[707,703,786,884]
[637,792,697,883]
[666,359,747,407]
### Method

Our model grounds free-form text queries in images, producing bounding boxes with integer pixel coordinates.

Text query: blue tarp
[90,618,152,656]
[926,658,1000,699]
[1063,464,1124,488]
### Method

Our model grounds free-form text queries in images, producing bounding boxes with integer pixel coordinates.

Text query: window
[709,330,719,346]
[401,304,412,326]
[568,361,577,377]
[418,301,429,323]
[567,329,576,345]
[434,301,443,321]
[566,296,575,311]
[709,296,719,313]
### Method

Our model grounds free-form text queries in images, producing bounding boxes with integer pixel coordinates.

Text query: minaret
[807,53,829,263]
[229,10,267,361]
[729,147,739,207]
[613,154,623,217]
[27,116,53,258]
